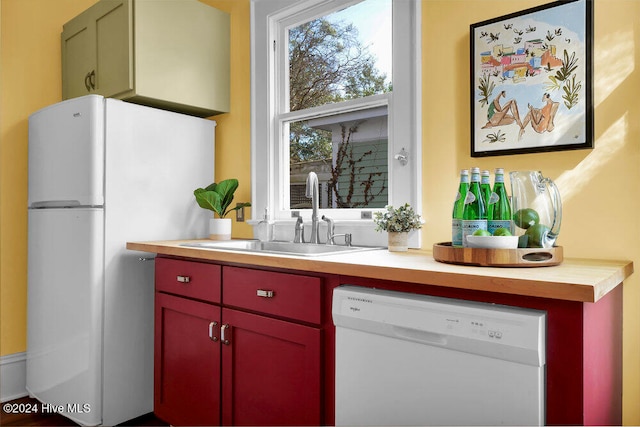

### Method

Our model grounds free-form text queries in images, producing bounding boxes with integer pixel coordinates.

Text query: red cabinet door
[154,292,221,426]
[221,308,322,426]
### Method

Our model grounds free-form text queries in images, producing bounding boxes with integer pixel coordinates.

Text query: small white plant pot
[209,218,232,240]
[387,231,409,252]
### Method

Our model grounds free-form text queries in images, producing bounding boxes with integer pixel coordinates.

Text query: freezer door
[28,95,105,207]
[26,208,104,426]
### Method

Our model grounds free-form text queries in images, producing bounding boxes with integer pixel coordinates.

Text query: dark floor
[1,397,168,427]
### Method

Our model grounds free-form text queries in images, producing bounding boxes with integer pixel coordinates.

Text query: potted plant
[194,179,251,240]
[373,203,422,252]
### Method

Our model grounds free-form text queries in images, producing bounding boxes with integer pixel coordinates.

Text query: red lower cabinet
[154,293,221,426]
[153,258,323,426]
[221,308,321,426]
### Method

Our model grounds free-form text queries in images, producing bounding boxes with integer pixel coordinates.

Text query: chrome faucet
[305,172,320,243]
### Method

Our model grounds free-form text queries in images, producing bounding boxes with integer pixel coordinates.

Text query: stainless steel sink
[180,240,383,257]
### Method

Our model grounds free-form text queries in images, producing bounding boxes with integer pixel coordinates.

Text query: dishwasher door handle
[392,326,447,346]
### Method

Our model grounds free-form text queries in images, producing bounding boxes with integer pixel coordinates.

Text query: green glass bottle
[451,169,469,247]
[480,169,492,209]
[488,168,512,235]
[462,167,487,246]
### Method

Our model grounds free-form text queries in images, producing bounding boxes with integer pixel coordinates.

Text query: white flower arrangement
[373,203,422,233]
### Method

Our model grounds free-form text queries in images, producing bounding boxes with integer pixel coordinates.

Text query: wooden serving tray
[433,242,563,267]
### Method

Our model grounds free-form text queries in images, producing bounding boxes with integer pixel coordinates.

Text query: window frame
[250,0,421,244]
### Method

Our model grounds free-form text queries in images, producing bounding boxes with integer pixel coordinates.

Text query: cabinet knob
[221,323,231,345]
[209,321,218,342]
[84,70,96,91]
[176,275,191,283]
[257,289,274,298]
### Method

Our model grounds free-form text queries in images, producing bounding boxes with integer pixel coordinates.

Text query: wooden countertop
[126,239,633,303]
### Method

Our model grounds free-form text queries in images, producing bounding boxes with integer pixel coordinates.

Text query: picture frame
[470,0,593,157]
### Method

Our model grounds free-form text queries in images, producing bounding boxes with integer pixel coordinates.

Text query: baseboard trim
[0,352,28,402]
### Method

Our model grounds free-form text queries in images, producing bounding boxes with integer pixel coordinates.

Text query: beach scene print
[472,0,589,154]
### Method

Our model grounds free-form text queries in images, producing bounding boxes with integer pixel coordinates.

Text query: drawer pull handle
[257,289,274,298]
[176,275,191,283]
[221,323,230,345]
[209,321,218,342]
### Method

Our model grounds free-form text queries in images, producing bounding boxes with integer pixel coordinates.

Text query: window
[251,0,421,243]
[287,1,391,211]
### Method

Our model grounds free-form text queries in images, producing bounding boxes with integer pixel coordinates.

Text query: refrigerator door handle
[30,200,82,209]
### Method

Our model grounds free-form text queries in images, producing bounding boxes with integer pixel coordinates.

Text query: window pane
[287,0,391,211]
[288,0,392,112]
[288,106,388,209]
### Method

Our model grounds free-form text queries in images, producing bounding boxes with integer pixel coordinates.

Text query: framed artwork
[470,0,593,157]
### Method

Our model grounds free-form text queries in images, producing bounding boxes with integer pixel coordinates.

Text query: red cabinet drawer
[156,258,221,303]
[222,266,321,324]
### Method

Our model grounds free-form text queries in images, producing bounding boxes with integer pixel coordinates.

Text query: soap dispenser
[256,207,273,242]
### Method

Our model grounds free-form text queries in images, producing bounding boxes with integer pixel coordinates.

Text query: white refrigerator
[26,95,215,426]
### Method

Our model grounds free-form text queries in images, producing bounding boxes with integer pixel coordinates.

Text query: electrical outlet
[291,211,301,218]
[236,203,245,222]
[361,210,372,219]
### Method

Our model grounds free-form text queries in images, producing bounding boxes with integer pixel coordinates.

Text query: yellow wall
[423,1,640,424]
[1,0,638,423]
[1,0,96,356]
[201,0,254,239]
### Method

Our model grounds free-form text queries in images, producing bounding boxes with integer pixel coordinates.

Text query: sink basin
[180,240,383,257]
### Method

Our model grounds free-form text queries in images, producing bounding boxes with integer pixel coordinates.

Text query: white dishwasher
[333,286,546,426]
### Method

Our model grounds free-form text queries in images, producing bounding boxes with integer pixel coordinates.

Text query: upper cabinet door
[94,0,133,97]
[61,7,95,100]
[61,0,132,100]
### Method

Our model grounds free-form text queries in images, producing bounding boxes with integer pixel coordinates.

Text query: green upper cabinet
[61,0,230,117]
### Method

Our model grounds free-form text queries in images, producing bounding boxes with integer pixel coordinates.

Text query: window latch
[394,147,409,166]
